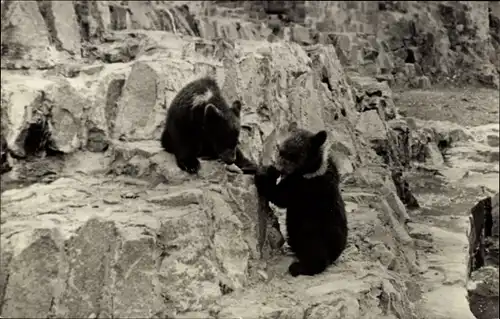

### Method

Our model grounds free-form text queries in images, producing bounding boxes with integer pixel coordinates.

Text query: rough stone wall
[467,192,500,319]
[203,1,500,89]
[2,1,498,88]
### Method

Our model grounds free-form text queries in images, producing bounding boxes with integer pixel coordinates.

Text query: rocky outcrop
[240,1,500,89]
[1,172,279,318]
[0,134,10,174]
[9,1,500,318]
[2,1,498,88]
[0,16,427,319]
[467,193,500,319]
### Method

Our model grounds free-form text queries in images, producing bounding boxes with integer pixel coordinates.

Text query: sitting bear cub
[161,76,257,175]
[254,124,348,277]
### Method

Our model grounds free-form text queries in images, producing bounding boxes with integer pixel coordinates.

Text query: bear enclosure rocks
[1,1,498,318]
[467,193,500,319]
[0,176,275,317]
[0,23,426,319]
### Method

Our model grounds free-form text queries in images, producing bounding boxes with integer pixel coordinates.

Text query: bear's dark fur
[161,76,257,175]
[254,125,348,277]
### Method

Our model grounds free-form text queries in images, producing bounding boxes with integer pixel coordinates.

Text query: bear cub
[161,76,257,175]
[254,124,348,277]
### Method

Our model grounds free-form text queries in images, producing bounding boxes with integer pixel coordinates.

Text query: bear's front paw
[266,165,281,180]
[255,165,279,183]
[256,165,279,180]
[255,165,269,177]
[177,157,201,175]
[288,261,303,277]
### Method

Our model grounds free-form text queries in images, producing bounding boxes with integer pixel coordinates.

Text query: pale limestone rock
[113,61,167,140]
[50,0,82,55]
[350,75,397,121]
[356,110,388,141]
[45,80,89,153]
[0,174,267,317]
[1,1,53,66]
[127,1,158,30]
[416,76,431,89]
[384,189,412,223]
[424,142,445,167]
[291,24,313,45]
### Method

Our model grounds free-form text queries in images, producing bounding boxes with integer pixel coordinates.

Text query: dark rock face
[467,193,499,319]
[1,134,11,174]
[468,197,493,273]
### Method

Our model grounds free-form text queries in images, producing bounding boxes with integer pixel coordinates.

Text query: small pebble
[121,192,138,199]
[226,164,243,174]
[258,270,269,281]
[103,197,120,205]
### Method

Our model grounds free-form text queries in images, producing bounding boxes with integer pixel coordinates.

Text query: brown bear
[161,76,257,175]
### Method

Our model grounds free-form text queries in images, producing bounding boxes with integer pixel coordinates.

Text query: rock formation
[467,193,499,319]
[2,1,498,88]
[0,1,498,318]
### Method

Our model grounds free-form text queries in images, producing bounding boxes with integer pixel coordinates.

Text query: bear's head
[275,123,328,177]
[204,100,242,164]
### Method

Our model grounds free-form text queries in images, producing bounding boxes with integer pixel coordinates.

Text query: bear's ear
[288,121,299,132]
[205,103,224,121]
[311,130,328,149]
[231,100,242,117]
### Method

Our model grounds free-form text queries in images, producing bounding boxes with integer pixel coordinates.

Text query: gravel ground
[394,88,499,127]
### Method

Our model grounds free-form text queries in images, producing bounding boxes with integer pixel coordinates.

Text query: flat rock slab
[410,222,476,319]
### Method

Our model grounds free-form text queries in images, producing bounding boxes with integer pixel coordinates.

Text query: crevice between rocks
[36,0,66,54]
[22,119,52,158]
[321,68,333,92]
[73,1,91,43]
[0,134,11,174]
[105,78,126,135]
[109,5,128,31]
[0,272,10,315]
[437,138,452,167]
[89,1,105,40]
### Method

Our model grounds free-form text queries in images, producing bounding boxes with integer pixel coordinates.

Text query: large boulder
[467,193,500,319]
[0,174,274,318]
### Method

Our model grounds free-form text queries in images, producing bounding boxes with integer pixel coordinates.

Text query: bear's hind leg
[176,156,201,175]
[288,258,329,277]
[288,242,330,277]
[174,140,202,175]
